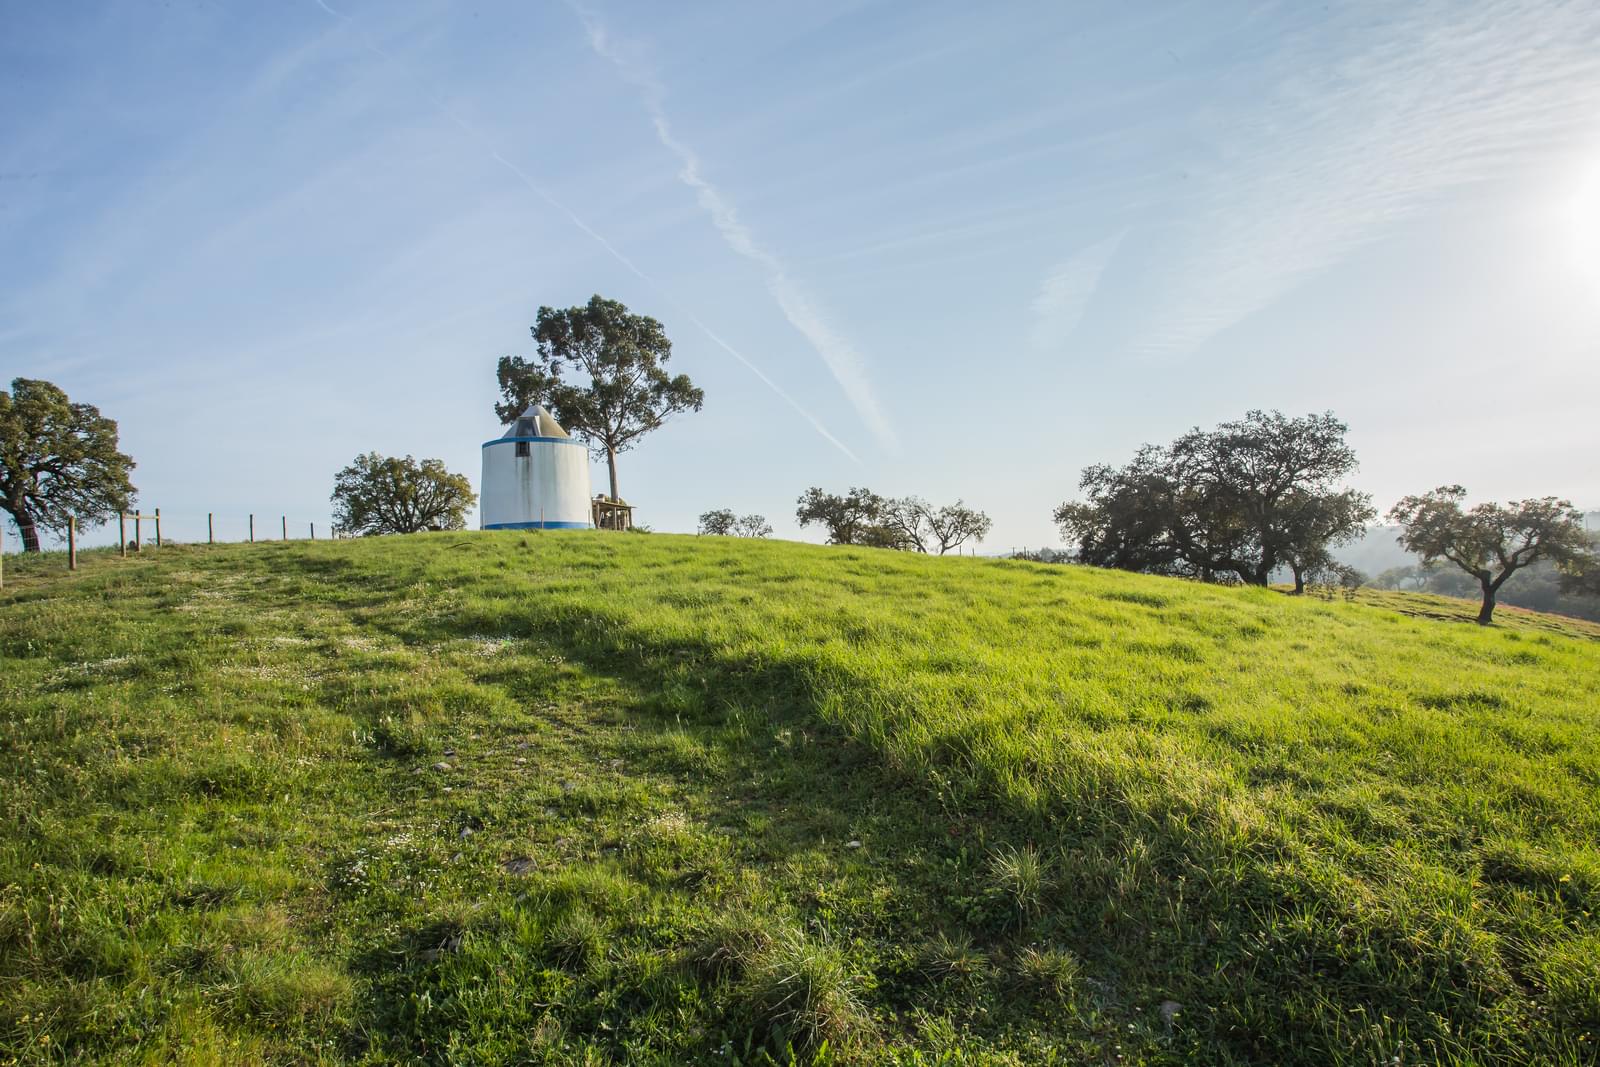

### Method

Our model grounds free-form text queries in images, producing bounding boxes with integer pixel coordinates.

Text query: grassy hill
[2,533,1597,1065]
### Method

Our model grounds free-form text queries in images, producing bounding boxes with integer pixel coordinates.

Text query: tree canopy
[1388,486,1592,624]
[796,488,990,553]
[497,295,704,503]
[699,509,773,538]
[880,496,993,554]
[0,378,136,552]
[1054,410,1373,587]
[330,453,475,536]
[795,487,890,547]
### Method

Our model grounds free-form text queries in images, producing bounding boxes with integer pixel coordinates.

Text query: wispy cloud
[1130,0,1600,358]
[575,7,898,452]
[305,0,859,463]
[1029,231,1124,352]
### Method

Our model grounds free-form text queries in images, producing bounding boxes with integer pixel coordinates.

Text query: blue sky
[4,0,1599,550]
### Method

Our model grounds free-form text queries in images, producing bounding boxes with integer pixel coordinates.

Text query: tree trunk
[1291,564,1305,595]
[9,502,42,553]
[606,445,620,503]
[1477,580,1496,625]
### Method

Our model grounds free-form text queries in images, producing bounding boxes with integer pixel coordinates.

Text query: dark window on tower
[515,418,534,457]
[515,441,530,457]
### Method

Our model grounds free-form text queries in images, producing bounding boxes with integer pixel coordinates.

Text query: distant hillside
[3,534,1597,1064]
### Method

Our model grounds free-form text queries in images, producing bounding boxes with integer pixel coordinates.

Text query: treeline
[1053,410,1596,624]
[698,491,994,555]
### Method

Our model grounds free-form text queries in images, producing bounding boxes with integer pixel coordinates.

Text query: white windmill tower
[480,404,594,529]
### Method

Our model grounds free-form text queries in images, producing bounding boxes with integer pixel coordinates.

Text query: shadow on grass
[286,544,1588,1065]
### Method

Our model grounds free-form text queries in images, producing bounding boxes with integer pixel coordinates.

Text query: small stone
[515,757,527,765]
[502,857,537,875]
[561,780,575,794]
[845,840,862,849]
[459,826,475,839]
[432,761,451,772]
[608,759,624,770]
[1159,1000,1182,1027]
[443,748,456,757]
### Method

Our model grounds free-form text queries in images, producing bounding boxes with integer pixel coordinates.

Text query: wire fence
[0,508,344,576]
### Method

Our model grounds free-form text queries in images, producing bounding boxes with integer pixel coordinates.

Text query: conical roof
[504,403,569,439]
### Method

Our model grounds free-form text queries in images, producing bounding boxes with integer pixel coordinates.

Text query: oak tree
[1055,411,1371,586]
[1388,486,1591,624]
[795,487,889,546]
[0,378,136,552]
[697,508,737,536]
[331,453,475,536]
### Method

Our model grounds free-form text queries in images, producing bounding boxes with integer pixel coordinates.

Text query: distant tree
[1302,557,1365,600]
[699,510,772,537]
[795,487,889,546]
[496,295,704,503]
[331,453,475,536]
[1388,486,1592,624]
[1369,564,1436,592]
[880,497,933,552]
[1280,489,1379,594]
[1561,552,1600,599]
[0,378,136,552]
[1055,411,1371,586]
[880,496,993,554]
[733,514,773,538]
[698,509,736,536]
[923,500,993,555]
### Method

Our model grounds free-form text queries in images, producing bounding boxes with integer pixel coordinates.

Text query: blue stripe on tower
[482,521,593,530]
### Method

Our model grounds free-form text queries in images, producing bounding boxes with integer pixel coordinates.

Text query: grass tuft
[1013,945,1082,1002]
[739,926,869,1055]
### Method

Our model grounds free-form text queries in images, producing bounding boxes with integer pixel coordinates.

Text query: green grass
[1,532,1597,1065]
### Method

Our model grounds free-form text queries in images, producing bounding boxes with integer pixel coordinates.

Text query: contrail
[573,8,898,453]
[306,0,860,463]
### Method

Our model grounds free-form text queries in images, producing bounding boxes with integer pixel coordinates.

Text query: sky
[4,0,1599,551]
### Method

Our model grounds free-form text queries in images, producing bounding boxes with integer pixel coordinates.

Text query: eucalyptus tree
[497,295,704,503]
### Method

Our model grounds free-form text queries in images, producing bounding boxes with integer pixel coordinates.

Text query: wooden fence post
[281,515,287,540]
[68,516,77,570]
[119,511,127,557]
[208,513,214,545]
[1,520,5,589]
[154,508,162,549]
[134,512,142,552]
[310,522,315,540]
[249,514,254,543]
